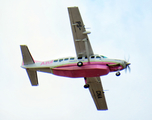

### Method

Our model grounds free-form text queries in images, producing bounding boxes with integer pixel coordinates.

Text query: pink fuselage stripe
[52,61,123,78]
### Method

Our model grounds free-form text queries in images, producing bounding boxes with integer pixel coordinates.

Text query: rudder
[20,45,34,65]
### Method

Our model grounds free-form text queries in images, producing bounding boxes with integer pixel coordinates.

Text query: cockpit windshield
[101,55,107,58]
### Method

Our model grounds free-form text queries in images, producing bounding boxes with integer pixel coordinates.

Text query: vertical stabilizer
[20,45,34,65]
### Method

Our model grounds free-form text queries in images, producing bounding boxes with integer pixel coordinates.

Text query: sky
[0,0,152,119]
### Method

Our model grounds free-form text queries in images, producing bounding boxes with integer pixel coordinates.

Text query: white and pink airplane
[20,7,130,110]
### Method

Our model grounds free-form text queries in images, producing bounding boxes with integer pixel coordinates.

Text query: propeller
[124,56,131,73]
[125,63,131,73]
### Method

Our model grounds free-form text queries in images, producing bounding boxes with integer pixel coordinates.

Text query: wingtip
[32,84,39,86]
[20,45,27,47]
[97,108,108,111]
[68,6,78,9]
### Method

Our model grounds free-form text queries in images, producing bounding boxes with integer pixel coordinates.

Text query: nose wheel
[116,72,121,76]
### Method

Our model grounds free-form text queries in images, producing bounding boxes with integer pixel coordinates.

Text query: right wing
[68,7,94,57]
[86,77,108,110]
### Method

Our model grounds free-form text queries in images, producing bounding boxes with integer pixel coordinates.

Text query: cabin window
[78,57,82,60]
[59,59,63,62]
[64,58,69,61]
[91,56,95,59]
[70,57,75,60]
[54,60,58,62]
[96,56,101,59]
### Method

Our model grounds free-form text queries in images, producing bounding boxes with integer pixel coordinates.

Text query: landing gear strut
[77,61,83,67]
[84,77,89,88]
[116,72,121,76]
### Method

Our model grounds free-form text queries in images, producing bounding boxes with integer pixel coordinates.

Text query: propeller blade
[125,67,127,73]
[124,54,131,73]
[127,55,130,62]
[125,63,131,73]
[124,55,130,62]
[128,65,131,72]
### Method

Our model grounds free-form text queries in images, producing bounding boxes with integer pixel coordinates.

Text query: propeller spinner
[124,62,131,73]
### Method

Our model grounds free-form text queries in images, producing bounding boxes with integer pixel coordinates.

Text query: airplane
[20,7,131,110]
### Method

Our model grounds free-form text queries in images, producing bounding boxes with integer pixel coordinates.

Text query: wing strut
[68,7,94,57]
[83,38,90,63]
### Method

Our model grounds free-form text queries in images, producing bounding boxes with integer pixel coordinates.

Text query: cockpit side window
[101,55,107,58]
[96,56,101,59]
[78,57,82,60]
[91,56,95,59]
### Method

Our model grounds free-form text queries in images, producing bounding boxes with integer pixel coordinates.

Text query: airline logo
[41,60,53,65]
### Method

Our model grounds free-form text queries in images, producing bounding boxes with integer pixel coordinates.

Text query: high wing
[86,77,108,110]
[68,7,108,110]
[68,7,94,57]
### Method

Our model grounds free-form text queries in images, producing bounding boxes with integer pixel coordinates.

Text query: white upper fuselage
[21,54,126,70]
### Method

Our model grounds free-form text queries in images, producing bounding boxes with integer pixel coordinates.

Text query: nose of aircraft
[126,62,131,66]
[124,61,131,72]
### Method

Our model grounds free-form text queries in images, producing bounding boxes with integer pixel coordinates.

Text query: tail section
[20,45,35,65]
[20,45,38,86]
[26,69,38,86]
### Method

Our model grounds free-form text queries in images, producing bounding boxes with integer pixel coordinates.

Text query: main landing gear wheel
[116,72,121,76]
[84,84,89,88]
[77,61,83,67]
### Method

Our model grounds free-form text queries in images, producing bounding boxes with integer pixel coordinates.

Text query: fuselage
[21,54,126,78]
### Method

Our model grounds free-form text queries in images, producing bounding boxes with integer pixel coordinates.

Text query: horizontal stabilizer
[26,69,38,86]
[20,45,34,65]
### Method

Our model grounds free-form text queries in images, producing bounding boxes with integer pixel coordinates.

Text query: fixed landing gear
[116,72,121,76]
[84,84,89,88]
[84,77,89,88]
[77,61,83,67]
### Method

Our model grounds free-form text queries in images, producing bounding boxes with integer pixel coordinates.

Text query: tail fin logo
[41,60,53,65]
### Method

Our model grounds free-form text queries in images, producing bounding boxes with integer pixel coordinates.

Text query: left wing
[86,77,108,110]
[68,7,94,57]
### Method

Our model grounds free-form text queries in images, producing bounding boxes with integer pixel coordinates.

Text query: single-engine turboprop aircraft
[20,7,130,110]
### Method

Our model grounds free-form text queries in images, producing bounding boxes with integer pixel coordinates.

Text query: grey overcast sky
[0,0,152,120]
